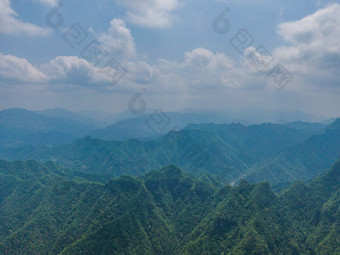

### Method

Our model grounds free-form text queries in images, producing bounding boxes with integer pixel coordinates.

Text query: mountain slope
[284,121,325,135]
[89,112,209,141]
[185,122,311,163]
[37,108,97,127]
[245,118,340,184]
[2,122,313,184]
[182,158,340,254]
[0,160,338,254]
[0,108,96,147]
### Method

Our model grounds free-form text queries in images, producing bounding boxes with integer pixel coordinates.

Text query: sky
[0,0,340,120]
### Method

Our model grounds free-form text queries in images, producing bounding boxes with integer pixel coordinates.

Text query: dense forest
[0,110,339,254]
[1,118,339,186]
[0,159,339,254]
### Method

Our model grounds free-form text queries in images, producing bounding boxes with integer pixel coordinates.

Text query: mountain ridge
[0,159,338,254]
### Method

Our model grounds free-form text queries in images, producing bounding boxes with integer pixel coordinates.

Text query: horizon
[0,106,338,125]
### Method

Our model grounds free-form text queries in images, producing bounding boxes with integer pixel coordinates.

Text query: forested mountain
[2,119,339,185]
[0,109,338,185]
[183,123,313,164]
[1,122,316,184]
[182,159,340,254]
[0,108,96,147]
[284,121,325,135]
[245,118,340,184]
[37,108,97,127]
[89,112,212,141]
[89,112,327,142]
[0,159,338,254]
[0,108,329,147]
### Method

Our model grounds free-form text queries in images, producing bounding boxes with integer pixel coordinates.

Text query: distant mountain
[284,121,325,135]
[89,111,331,142]
[245,118,340,184]
[76,109,136,128]
[3,122,313,184]
[184,122,312,164]
[1,111,338,185]
[0,160,338,254]
[177,108,330,124]
[0,108,96,147]
[89,112,212,141]
[37,108,97,127]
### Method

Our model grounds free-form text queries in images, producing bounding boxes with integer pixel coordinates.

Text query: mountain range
[1,115,338,186]
[0,108,330,147]
[0,108,95,147]
[0,107,339,254]
[0,159,338,254]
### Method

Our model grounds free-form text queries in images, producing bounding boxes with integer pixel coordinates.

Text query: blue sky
[0,0,340,120]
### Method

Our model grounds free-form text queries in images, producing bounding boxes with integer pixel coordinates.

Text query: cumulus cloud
[0,0,50,36]
[3,3,340,96]
[278,4,340,48]
[97,19,136,59]
[0,52,48,83]
[42,56,113,86]
[274,3,340,86]
[116,48,253,94]
[184,48,235,69]
[157,48,246,90]
[66,47,245,94]
[116,0,179,28]
[35,0,57,6]
[0,53,120,88]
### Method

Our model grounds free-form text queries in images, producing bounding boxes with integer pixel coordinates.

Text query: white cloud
[0,52,129,90]
[0,0,50,36]
[0,52,48,83]
[156,48,246,90]
[97,19,136,59]
[278,3,340,48]
[116,0,179,28]
[116,48,252,94]
[37,0,57,6]
[0,53,120,88]
[42,56,112,86]
[274,3,340,86]
[184,48,235,70]
[2,3,340,100]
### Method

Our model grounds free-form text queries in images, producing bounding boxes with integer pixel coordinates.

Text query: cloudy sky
[0,0,340,120]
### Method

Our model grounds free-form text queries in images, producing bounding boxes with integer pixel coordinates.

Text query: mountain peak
[160,164,184,179]
[326,118,340,130]
[0,108,34,116]
[316,158,340,187]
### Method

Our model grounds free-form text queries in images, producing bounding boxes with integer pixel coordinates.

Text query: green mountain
[37,108,97,127]
[0,108,96,147]
[183,122,312,164]
[183,159,340,254]
[245,118,340,184]
[0,159,338,254]
[1,118,339,186]
[89,112,212,141]
[284,121,325,135]
[1,122,313,184]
